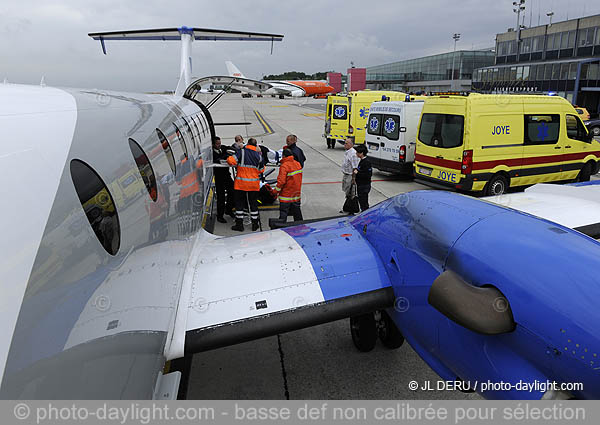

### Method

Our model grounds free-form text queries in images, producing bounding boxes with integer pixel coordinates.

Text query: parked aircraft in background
[1,26,600,401]
[224,61,334,97]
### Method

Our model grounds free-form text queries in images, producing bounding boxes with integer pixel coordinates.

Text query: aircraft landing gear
[350,310,404,352]
[378,310,405,349]
[350,313,377,352]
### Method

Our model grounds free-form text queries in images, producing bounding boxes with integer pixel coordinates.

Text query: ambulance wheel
[591,126,600,137]
[484,174,508,196]
[377,310,404,349]
[350,313,377,352]
[578,162,592,182]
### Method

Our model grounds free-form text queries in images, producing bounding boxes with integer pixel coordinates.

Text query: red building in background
[347,68,366,91]
[326,72,342,93]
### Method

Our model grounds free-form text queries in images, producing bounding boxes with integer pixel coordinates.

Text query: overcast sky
[1,0,599,92]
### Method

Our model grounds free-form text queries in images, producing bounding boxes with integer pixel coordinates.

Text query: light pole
[547,11,554,26]
[451,33,460,90]
[513,0,526,55]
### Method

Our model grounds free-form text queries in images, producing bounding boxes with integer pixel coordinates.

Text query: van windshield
[418,113,464,148]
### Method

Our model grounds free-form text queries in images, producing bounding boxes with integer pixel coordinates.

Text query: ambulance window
[70,159,120,255]
[173,124,188,160]
[332,104,347,120]
[524,115,560,145]
[418,114,464,148]
[382,115,400,140]
[566,114,590,142]
[368,114,382,135]
[157,128,177,175]
[128,138,157,202]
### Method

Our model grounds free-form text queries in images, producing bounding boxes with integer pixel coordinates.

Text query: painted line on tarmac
[303,179,395,185]
[254,110,274,135]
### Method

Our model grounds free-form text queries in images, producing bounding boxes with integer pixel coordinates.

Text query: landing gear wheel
[377,310,404,349]
[578,162,592,182]
[350,313,377,352]
[484,174,508,196]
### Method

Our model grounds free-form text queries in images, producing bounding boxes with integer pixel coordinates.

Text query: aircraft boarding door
[328,97,349,141]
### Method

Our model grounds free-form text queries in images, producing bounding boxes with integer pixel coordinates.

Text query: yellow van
[324,94,349,148]
[325,91,408,148]
[414,94,600,195]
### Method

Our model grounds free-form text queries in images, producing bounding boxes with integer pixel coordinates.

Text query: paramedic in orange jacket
[275,148,303,222]
[227,138,265,231]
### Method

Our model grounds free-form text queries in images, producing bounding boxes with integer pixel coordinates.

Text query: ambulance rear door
[327,96,349,142]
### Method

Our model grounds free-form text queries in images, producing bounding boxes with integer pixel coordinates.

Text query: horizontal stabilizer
[88,27,284,42]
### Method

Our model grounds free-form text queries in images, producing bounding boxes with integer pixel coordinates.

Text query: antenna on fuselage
[88,27,283,97]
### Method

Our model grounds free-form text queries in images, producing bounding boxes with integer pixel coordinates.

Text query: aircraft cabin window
[173,124,188,160]
[70,159,121,255]
[128,138,157,202]
[157,128,177,175]
[195,114,206,137]
[182,117,197,150]
[190,116,201,142]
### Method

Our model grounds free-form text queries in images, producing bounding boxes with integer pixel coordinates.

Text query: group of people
[341,138,372,213]
[211,133,372,233]
[211,134,306,232]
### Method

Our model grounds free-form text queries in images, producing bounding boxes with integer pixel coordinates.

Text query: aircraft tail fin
[225,61,246,79]
[88,27,283,97]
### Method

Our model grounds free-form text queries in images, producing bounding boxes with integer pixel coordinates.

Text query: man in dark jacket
[212,137,234,223]
[353,144,372,212]
[285,134,306,168]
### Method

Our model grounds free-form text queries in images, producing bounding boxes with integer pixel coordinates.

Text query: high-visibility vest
[276,156,302,203]
[227,145,264,191]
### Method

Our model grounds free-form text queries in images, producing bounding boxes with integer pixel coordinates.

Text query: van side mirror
[587,130,594,143]
[399,127,407,133]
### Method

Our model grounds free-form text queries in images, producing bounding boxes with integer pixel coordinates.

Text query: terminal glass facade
[473,14,600,116]
[366,50,495,91]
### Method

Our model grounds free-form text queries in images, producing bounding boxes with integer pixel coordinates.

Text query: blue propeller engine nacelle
[349,190,600,400]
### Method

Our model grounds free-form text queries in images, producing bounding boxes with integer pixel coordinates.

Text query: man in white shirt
[340,138,359,212]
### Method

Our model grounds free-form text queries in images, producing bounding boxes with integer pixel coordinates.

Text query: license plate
[419,167,432,176]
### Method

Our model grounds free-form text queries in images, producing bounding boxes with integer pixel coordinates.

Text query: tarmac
[185,93,478,400]
[186,93,599,400]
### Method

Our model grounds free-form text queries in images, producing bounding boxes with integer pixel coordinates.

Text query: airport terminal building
[365,50,495,93]
[472,14,600,116]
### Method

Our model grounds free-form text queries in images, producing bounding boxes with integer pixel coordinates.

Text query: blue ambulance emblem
[537,122,549,141]
[384,118,395,133]
[360,107,369,118]
[334,106,346,118]
[369,116,379,131]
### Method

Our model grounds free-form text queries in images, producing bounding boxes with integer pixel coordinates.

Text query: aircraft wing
[485,181,600,237]
[167,218,394,359]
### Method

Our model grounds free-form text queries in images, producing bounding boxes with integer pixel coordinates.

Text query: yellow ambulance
[324,94,349,148]
[414,93,600,195]
[324,90,408,148]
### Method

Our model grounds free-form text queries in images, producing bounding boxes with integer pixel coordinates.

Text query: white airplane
[1,26,600,401]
